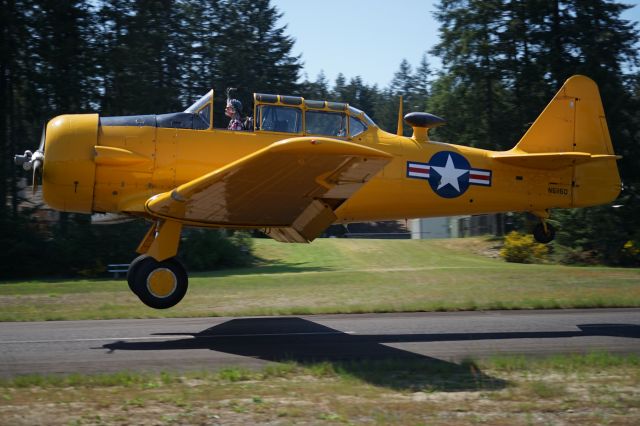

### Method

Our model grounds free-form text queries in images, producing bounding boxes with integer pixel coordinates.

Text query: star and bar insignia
[407,151,492,198]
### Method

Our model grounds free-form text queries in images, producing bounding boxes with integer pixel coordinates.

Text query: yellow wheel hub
[146,268,177,298]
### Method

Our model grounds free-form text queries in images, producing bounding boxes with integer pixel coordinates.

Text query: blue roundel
[428,151,471,198]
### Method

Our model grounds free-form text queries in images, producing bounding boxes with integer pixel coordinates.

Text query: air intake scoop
[403,112,446,142]
[403,112,446,129]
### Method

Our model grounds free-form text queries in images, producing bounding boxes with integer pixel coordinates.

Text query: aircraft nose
[41,114,99,213]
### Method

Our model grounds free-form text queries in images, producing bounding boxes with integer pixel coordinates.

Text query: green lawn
[1,353,639,425]
[1,238,639,321]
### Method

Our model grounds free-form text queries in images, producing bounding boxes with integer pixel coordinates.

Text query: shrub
[500,231,548,263]
[179,229,254,271]
[620,240,640,266]
[560,247,599,265]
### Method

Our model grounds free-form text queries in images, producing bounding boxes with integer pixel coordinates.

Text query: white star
[431,154,469,192]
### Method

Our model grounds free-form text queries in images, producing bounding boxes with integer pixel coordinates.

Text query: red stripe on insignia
[470,173,489,180]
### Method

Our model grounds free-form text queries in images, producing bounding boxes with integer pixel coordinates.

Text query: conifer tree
[0,0,31,217]
[332,73,347,100]
[431,0,513,149]
[299,71,330,99]
[430,0,640,263]
[210,0,301,124]
[99,0,184,115]
[29,0,98,114]
[180,0,223,103]
[414,53,432,111]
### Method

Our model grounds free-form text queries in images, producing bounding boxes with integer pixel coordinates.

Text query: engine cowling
[42,114,98,213]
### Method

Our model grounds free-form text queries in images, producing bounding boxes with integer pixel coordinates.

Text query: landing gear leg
[129,220,188,309]
[531,210,555,244]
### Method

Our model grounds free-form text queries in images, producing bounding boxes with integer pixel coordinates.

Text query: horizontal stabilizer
[491,151,620,170]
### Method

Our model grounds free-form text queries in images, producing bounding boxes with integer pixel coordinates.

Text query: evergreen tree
[414,52,432,111]
[179,0,223,104]
[314,71,330,99]
[341,77,378,112]
[99,0,184,115]
[332,73,347,100]
[430,0,640,264]
[371,87,400,134]
[390,59,415,96]
[299,71,330,99]
[431,0,513,149]
[210,0,301,125]
[1,0,32,217]
[388,59,415,135]
[29,0,98,114]
[389,57,435,135]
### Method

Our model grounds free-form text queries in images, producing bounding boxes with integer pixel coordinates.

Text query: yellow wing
[145,137,392,242]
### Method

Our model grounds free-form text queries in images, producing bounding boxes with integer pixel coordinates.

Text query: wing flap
[264,200,337,243]
[146,137,392,241]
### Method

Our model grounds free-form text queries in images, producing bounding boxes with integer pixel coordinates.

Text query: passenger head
[225,99,243,117]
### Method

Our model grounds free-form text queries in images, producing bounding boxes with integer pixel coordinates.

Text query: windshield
[185,90,213,113]
[348,105,376,127]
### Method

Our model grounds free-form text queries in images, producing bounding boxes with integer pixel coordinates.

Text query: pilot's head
[225,99,243,117]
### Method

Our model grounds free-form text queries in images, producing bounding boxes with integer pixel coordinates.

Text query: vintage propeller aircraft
[14,75,621,309]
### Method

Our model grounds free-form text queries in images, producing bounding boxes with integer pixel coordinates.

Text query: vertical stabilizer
[515,75,615,155]
[513,75,620,207]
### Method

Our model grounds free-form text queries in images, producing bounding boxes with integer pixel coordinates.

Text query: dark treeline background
[1,0,639,278]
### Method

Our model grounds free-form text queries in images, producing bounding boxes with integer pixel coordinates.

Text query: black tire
[127,254,151,294]
[533,222,556,244]
[132,257,188,309]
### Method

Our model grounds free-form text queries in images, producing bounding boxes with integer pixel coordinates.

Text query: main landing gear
[127,255,188,309]
[127,220,188,309]
[531,210,556,244]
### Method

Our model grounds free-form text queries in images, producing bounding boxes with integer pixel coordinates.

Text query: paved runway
[1,309,639,377]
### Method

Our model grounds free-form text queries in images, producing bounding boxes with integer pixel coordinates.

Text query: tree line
[1,0,638,278]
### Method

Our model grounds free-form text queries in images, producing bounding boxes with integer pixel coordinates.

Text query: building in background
[411,214,507,239]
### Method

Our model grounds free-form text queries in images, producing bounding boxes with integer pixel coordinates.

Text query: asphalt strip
[0,330,357,345]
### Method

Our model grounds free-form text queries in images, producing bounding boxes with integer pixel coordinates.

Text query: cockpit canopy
[252,93,375,138]
[183,90,376,138]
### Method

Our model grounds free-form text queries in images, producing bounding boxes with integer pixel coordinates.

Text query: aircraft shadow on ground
[101,319,639,392]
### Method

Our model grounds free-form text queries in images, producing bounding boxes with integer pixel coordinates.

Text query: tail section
[496,75,621,207]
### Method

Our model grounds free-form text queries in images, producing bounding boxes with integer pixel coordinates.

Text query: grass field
[1,353,638,425]
[1,237,639,321]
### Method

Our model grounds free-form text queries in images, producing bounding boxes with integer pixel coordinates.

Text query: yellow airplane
[14,75,621,309]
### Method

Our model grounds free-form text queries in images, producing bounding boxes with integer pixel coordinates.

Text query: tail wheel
[533,222,556,244]
[131,257,188,309]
